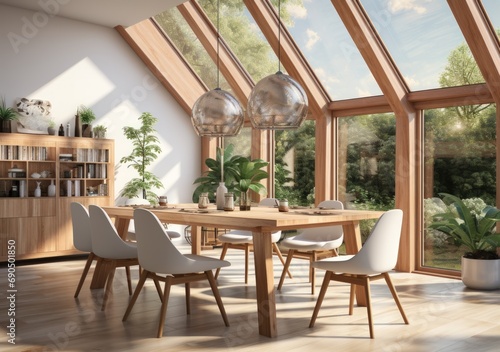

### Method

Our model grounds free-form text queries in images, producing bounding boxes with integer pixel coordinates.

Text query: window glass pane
[224,126,252,158]
[423,104,496,271]
[275,120,316,206]
[483,0,500,32]
[282,1,381,99]
[338,114,396,239]
[361,0,484,90]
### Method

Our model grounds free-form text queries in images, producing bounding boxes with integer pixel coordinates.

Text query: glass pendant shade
[247,71,308,129]
[191,88,244,136]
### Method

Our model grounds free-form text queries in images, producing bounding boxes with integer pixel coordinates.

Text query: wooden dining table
[99,203,383,338]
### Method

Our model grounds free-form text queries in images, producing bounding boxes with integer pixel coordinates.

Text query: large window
[422,104,496,271]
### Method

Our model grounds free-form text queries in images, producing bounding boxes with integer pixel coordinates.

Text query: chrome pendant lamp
[191,0,244,137]
[247,0,308,130]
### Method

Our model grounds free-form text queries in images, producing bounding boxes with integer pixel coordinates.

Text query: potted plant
[119,112,163,205]
[47,120,57,135]
[0,97,17,133]
[192,144,242,203]
[233,157,269,210]
[93,125,107,139]
[77,105,96,137]
[429,193,500,289]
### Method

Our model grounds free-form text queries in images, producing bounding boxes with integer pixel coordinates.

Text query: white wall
[0,4,200,215]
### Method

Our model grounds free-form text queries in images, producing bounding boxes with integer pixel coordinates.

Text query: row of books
[73,149,109,162]
[0,145,49,161]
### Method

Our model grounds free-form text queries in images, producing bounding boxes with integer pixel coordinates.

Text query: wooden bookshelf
[0,133,114,261]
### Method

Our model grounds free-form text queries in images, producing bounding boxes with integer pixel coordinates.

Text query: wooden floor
[1,243,500,352]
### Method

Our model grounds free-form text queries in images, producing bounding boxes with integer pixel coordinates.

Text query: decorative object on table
[119,112,163,204]
[247,0,308,130]
[58,124,64,136]
[429,193,500,290]
[198,192,209,209]
[15,97,52,134]
[77,105,96,137]
[278,199,289,212]
[34,181,41,197]
[216,182,227,210]
[0,96,18,133]
[158,196,168,206]
[224,192,234,211]
[234,157,269,211]
[190,0,243,137]
[48,180,56,197]
[92,125,107,139]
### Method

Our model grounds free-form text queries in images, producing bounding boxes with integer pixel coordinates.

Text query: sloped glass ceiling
[281,0,381,100]
[483,0,500,31]
[360,0,489,90]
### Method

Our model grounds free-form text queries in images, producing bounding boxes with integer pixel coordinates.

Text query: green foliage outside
[119,112,164,204]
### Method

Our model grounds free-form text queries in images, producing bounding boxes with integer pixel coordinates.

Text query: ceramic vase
[34,181,41,197]
[216,182,227,210]
[48,180,56,197]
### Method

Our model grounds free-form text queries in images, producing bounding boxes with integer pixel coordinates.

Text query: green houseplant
[0,97,17,133]
[234,158,269,210]
[120,112,163,204]
[192,144,243,203]
[77,105,96,137]
[429,193,500,289]
[92,125,107,138]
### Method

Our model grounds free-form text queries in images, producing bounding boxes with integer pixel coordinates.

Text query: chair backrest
[71,202,92,252]
[259,198,278,207]
[133,208,198,274]
[295,200,344,242]
[89,205,137,259]
[350,209,404,274]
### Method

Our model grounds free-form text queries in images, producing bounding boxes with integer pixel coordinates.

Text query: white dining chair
[71,202,100,298]
[214,198,292,283]
[309,209,409,338]
[123,208,231,338]
[89,205,140,311]
[278,200,344,294]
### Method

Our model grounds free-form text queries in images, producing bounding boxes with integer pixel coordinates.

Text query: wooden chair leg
[101,261,117,311]
[123,269,149,321]
[214,244,229,280]
[206,270,230,327]
[272,243,292,279]
[153,277,163,302]
[349,283,355,315]
[74,252,95,298]
[157,278,173,338]
[383,273,409,324]
[363,278,374,339]
[309,271,332,328]
[278,249,295,291]
[125,265,132,295]
[185,283,191,315]
[311,252,318,295]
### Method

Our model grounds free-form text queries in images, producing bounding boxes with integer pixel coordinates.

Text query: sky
[282,0,500,100]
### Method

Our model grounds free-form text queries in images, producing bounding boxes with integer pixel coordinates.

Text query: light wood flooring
[1,243,500,352]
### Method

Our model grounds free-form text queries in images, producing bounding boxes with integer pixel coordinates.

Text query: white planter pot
[461,256,500,290]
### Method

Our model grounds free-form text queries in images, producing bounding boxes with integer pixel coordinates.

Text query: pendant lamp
[247,0,308,130]
[191,0,244,137]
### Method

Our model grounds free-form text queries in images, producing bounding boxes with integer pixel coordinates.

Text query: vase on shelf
[74,114,81,137]
[48,180,56,197]
[34,181,41,197]
[216,182,227,210]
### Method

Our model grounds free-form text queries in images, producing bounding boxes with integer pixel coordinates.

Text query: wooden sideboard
[0,133,114,262]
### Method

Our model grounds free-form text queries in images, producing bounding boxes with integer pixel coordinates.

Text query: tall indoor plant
[429,193,500,289]
[120,112,163,204]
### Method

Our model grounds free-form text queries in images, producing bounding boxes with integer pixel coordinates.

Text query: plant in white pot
[429,193,500,289]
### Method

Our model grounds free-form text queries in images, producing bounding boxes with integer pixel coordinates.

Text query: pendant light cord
[278,0,281,73]
[216,0,220,88]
